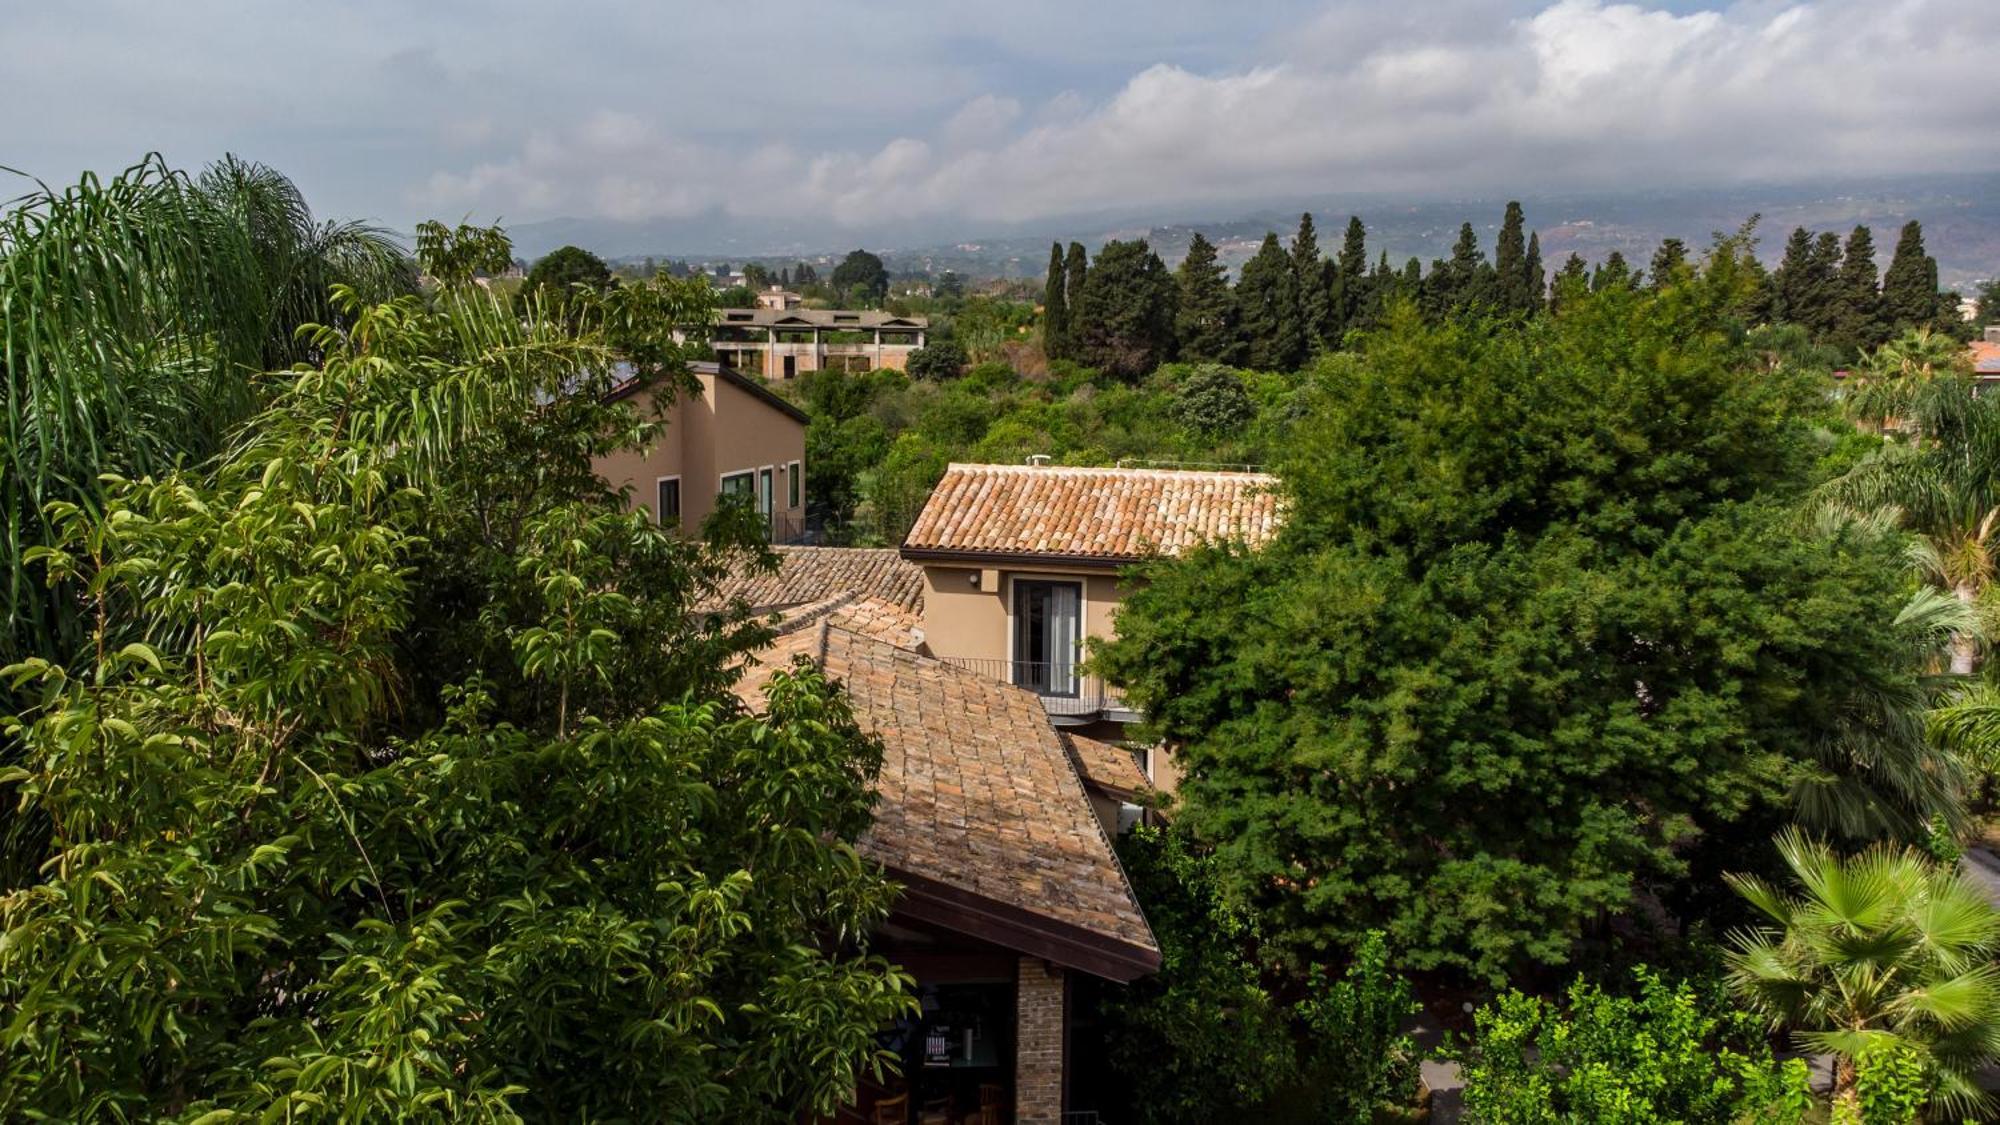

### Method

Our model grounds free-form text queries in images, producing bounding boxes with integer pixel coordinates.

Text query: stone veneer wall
[1015,957,1066,1124]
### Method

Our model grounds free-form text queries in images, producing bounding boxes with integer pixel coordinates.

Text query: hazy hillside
[511,174,2000,291]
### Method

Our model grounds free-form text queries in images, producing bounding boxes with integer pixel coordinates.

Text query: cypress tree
[1290,213,1330,346]
[1494,202,1529,315]
[1550,252,1588,313]
[1062,242,1089,358]
[1235,233,1306,371]
[1772,227,1816,323]
[1524,231,1546,314]
[1881,220,1940,331]
[1334,216,1369,334]
[1592,250,1634,292]
[1042,242,1069,360]
[1804,232,1845,337]
[1174,232,1241,365]
[1649,238,1689,289]
[1831,225,1883,352]
[1434,222,1490,316]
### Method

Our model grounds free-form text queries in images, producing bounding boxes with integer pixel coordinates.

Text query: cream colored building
[590,361,809,543]
[899,462,1282,796]
[691,306,928,379]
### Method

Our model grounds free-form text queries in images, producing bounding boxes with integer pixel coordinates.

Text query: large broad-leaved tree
[1097,280,1959,982]
[0,259,913,1120]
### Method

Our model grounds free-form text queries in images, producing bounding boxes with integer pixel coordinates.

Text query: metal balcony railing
[766,509,809,545]
[937,657,1120,718]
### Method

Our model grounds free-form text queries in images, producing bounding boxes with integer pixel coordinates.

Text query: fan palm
[1821,360,2000,676]
[1,154,413,669]
[1726,828,2000,1119]
[1790,584,1973,843]
[1842,326,1973,435]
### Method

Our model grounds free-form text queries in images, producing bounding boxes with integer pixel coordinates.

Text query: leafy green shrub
[1294,931,1421,1121]
[905,338,968,380]
[1458,969,1812,1124]
[1168,364,1255,435]
[1103,827,1298,1125]
[1850,1038,1927,1125]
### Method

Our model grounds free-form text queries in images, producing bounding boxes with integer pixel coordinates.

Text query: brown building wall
[589,372,804,536]
[1015,957,1066,1124]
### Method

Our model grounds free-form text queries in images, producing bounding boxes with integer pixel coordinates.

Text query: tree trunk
[1952,582,1979,676]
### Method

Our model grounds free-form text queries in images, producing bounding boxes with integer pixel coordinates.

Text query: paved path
[1963,846,2000,908]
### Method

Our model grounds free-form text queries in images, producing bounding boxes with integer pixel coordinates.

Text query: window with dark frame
[656,478,681,524]
[787,462,801,508]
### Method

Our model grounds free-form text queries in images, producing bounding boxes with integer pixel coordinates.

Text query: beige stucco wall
[589,372,804,536]
[917,563,1127,666]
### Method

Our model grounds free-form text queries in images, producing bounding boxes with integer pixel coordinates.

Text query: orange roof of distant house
[1972,340,2000,376]
[734,617,1159,980]
[902,463,1282,565]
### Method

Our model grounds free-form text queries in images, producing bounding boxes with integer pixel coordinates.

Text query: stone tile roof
[902,463,1282,563]
[735,621,1158,975]
[706,546,925,614]
[764,592,924,649]
[1061,732,1150,799]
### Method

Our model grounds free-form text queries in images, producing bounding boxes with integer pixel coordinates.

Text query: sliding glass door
[1011,580,1081,697]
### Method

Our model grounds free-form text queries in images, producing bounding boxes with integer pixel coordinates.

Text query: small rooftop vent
[1985,325,2000,345]
[1026,454,1052,467]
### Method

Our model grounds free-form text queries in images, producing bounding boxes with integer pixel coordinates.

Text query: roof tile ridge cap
[815,617,832,668]
[1047,722,1162,955]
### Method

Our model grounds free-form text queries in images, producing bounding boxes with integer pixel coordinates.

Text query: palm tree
[1,154,412,669]
[1790,584,1972,843]
[1841,325,1971,435]
[1822,351,2000,676]
[1726,828,2000,1119]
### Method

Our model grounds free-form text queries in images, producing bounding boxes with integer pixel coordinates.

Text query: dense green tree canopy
[831,248,890,304]
[522,244,612,311]
[0,272,913,1119]
[1073,239,1177,381]
[1235,233,1306,372]
[1097,283,1941,981]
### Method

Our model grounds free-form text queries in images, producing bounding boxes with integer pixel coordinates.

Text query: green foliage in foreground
[1097,281,1959,982]
[1458,969,1813,1124]
[1727,829,2000,1120]
[1,155,413,679]
[0,281,913,1120]
[1102,827,1418,1124]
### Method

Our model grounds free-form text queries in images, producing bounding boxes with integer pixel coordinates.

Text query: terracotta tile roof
[1972,340,2000,376]
[765,592,925,650]
[902,463,1282,563]
[735,622,1158,977]
[1061,732,1150,799]
[706,546,925,614]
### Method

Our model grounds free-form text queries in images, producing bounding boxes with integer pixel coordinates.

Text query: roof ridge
[942,460,1277,480]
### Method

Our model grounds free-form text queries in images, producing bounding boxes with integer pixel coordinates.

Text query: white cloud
[411,0,1998,230]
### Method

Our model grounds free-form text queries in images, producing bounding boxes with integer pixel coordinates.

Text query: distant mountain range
[503,174,2000,291]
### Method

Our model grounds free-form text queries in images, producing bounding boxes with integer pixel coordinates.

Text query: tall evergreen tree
[1805,232,1847,337]
[1524,231,1546,314]
[1290,212,1330,346]
[1771,227,1816,324]
[1649,238,1690,289]
[1592,250,1635,292]
[1831,225,1884,352]
[1882,220,1941,332]
[1550,252,1589,313]
[1494,202,1530,315]
[1072,239,1177,380]
[1235,233,1307,371]
[1334,216,1369,335]
[1430,223,1492,317]
[1042,241,1070,360]
[1174,232,1242,365]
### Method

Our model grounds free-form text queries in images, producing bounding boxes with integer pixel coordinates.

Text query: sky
[6,0,1998,240]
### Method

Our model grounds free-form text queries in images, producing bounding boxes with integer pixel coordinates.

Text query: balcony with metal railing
[936,657,1129,722]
